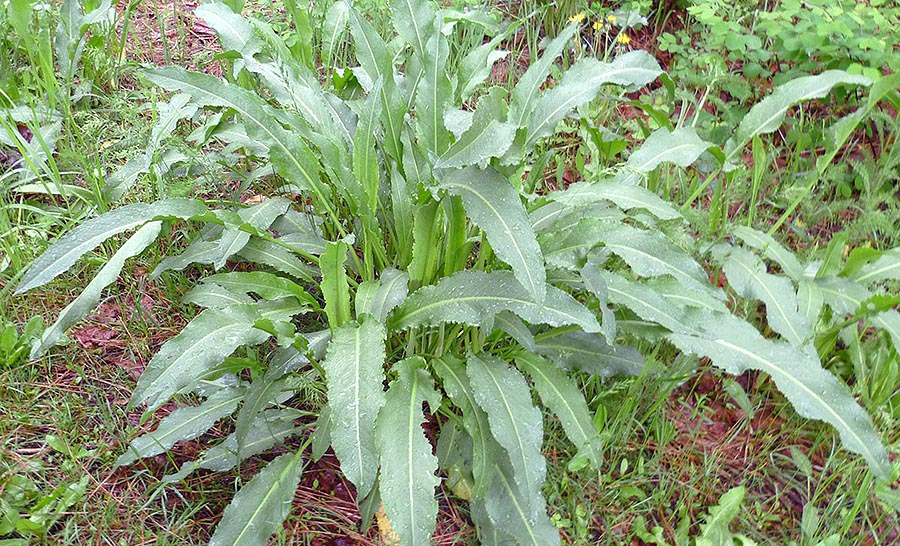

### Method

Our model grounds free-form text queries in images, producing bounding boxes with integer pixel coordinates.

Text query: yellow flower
[569,12,586,23]
[592,20,604,31]
[606,14,617,23]
[617,33,631,45]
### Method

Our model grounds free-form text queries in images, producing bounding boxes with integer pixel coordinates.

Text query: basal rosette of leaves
[16,1,896,544]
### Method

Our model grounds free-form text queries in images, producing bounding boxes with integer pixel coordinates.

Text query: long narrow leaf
[322,317,387,498]
[208,450,306,546]
[438,166,545,302]
[17,199,206,293]
[375,358,442,546]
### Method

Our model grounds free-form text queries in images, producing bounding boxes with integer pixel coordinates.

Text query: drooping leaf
[483,462,560,546]
[723,247,812,348]
[732,226,803,281]
[35,222,162,356]
[524,51,661,148]
[669,314,890,480]
[201,271,317,308]
[392,270,600,333]
[549,179,681,220]
[598,223,720,297]
[508,24,578,127]
[237,238,318,283]
[726,71,871,156]
[438,166,546,302]
[321,240,352,329]
[322,317,387,498]
[183,283,254,309]
[208,450,306,546]
[116,387,244,467]
[467,353,546,511]
[17,199,207,293]
[131,300,302,410]
[375,358,442,546]
[436,88,516,169]
[162,410,300,483]
[534,328,644,377]
[195,2,261,76]
[620,126,712,184]
[515,351,602,468]
[432,356,501,497]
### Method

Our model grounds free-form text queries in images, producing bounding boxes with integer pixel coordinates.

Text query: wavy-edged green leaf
[539,217,613,270]
[814,276,871,315]
[321,239,351,329]
[144,68,338,220]
[669,313,890,480]
[597,271,694,335]
[436,88,516,169]
[355,268,409,323]
[208,450,305,546]
[696,487,746,546]
[211,199,293,270]
[534,328,644,377]
[17,199,206,293]
[322,316,386,498]
[354,79,384,215]
[375,357,442,546]
[195,2,261,76]
[516,351,601,468]
[726,71,871,156]
[131,300,302,410]
[549,179,680,220]
[850,249,900,285]
[322,1,349,66]
[467,352,546,511]
[202,271,317,308]
[620,126,712,183]
[183,283,254,309]
[723,247,811,348]
[483,462,560,546]
[433,355,501,498]
[162,409,300,483]
[872,310,900,351]
[457,33,510,102]
[508,24,578,127]
[524,51,661,148]
[580,263,617,345]
[599,223,719,297]
[237,238,317,283]
[35,222,162,357]
[732,226,803,281]
[234,371,292,456]
[390,0,435,57]
[492,311,536,352]
[116,386,244,467]
[151,240,220,278]
[438,166,546,302]
[392,270,600,333]
[416,16,452,154]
